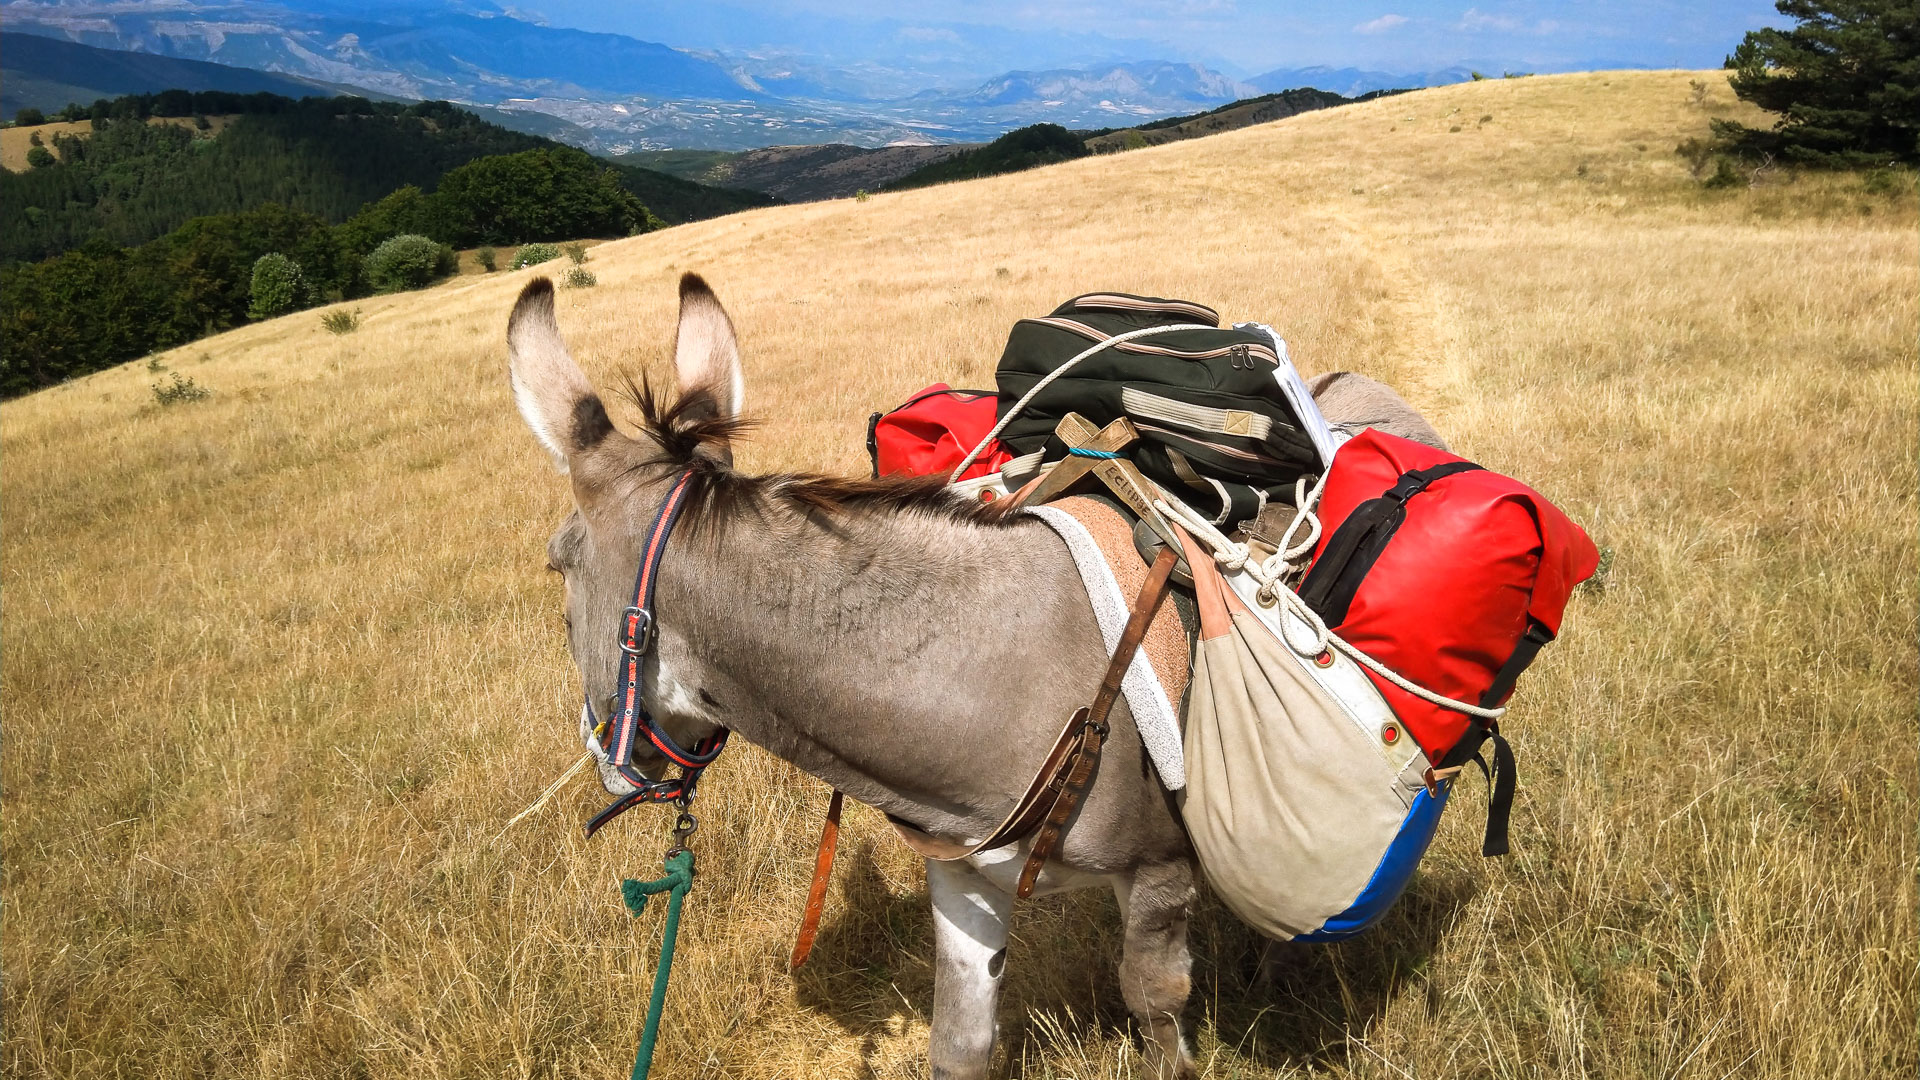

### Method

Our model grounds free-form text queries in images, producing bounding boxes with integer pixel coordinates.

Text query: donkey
[509,273,1202,1079]
[507,274,1445,1078]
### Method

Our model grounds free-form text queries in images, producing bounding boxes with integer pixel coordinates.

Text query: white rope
[1155,488,1507,721]
[947,322,1217,482]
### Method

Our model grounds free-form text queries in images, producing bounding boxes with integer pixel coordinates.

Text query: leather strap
[885,706,1099,861]
[886,544,1180,875]
[789,789,844,970]
[1016,544,1179,898]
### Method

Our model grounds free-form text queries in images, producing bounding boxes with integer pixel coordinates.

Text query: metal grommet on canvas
[1381,722,1401,745]
[1313,649,1334,668]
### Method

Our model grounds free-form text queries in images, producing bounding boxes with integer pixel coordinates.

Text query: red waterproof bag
[867,384,1012,481]
[1298,428,1599,764]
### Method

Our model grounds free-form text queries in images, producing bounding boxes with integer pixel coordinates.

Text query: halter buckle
[620,606,654,655]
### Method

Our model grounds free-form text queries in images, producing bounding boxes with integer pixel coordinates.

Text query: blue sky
[524,0,1787,77]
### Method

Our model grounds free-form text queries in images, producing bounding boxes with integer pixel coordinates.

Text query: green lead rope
[619,848,696,1080]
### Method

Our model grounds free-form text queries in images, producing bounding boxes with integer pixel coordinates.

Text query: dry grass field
[3,71,1914,1078]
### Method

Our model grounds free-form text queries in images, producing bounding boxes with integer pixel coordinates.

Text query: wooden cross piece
[1017,413,1187,553]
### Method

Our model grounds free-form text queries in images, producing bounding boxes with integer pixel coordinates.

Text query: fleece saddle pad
[1027,495,1193,790]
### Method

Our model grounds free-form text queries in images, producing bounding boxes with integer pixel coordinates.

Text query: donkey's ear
[673,273,743,420]
[507,277,614,474]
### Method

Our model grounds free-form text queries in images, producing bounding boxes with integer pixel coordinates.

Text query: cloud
[1457,7,1562,35]
[1354,13,1409,34]
[1458,7,1521,32]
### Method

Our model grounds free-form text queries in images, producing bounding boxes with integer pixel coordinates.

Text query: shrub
[365,234,454,293]
[1704,158,1745,188]
[563,242,589,266]
[511,242,561,269]
[1862,167,1912,195]
[247,253,307,320]
[1676,137,1716,178]
[152,373,211,405]
[562,267,597,289]
[25,145,54,169]
[476,245,498,272]
[14,107,44,127]
[320,309,363,335]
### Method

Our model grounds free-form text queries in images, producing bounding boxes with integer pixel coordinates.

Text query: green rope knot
[618,847,696,1080]
[621,849,694,917]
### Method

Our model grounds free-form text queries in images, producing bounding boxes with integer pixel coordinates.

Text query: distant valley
[0,2,1488,151]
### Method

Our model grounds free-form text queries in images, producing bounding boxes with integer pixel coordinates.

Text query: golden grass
[3,71,1914,1078]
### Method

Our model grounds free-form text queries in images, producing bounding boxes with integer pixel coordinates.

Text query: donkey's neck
[654,503,1103,839]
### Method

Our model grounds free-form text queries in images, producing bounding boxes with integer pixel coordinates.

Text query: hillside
[0,31,345,116]
[2,71,1914,1080]
[1085,87,1384,152]
[0,93,776,267]
[883,123,1089,190]
[629,143,979,201]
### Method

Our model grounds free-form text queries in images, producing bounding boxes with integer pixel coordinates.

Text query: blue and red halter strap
[583,470,730,839]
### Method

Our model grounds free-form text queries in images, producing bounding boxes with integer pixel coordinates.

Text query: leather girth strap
[793,544,1180,967]
[788,789,843,969]
[1013,543,1179,895]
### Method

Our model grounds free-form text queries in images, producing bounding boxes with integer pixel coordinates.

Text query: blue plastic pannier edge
[1293,783,1451,942]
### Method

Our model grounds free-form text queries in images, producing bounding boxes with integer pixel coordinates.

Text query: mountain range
[0,1,1522,150]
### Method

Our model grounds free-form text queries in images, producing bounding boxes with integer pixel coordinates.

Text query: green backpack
[992,293,1326,524]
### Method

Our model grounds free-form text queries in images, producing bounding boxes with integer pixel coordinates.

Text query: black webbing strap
[1484,620,1554,710]
[1471,734,1516,857]
[1439,619,1553,857]
[1299,460,1484,624]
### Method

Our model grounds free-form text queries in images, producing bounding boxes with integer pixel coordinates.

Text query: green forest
[0,91,779,397]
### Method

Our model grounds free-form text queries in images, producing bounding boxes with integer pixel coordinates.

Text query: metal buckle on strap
[620,607,654,655]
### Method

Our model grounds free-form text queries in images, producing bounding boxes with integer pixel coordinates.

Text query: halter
[582,469,730,839]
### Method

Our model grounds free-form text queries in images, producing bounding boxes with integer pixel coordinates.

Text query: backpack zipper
[1121,387,1272,440]
[1068,294,1220,326]
[1029,317,1281,366]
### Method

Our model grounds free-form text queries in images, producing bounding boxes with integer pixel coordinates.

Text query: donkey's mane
[618,377,1015,530]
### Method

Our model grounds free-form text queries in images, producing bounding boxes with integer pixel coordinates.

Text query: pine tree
[1716,0,1920,165]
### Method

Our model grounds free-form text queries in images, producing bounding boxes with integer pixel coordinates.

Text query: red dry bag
[1297,429,1599,852]
[867,384,1012,481]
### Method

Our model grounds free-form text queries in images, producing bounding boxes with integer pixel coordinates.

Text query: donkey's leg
[927,858,1013,1080]
[1113,861,1198,1080]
